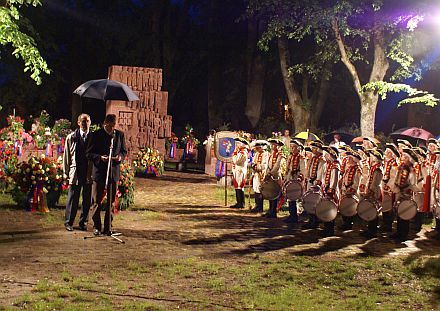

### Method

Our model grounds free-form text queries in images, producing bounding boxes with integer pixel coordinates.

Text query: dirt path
[0,171,439,309]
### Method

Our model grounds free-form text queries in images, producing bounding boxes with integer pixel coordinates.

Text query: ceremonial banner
[214,131,237,163]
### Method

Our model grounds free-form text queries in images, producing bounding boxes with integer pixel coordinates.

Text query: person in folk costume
[263,138,286,218]
[412,146,428,232]
[339,150,362,231]
[363,136,378,150]
[283,139,305,226]
[230,137,249,209]
[392,148,418,242]
[380,143,400,232]
[319,146,341,237]
[397,139,413,164]
[250,141,269,213]
[302,146,314,189]
[356,145,370,198]
[361,148,384,238]
[302,140,326,229]
[430,147,440,240]
[338,145,353,179]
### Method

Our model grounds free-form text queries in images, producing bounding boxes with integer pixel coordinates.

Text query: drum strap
[289,153,301,174]
[383,158,397,182]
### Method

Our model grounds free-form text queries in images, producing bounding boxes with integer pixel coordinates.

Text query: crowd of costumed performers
[225,133,440,242]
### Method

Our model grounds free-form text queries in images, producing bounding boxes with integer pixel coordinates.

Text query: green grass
[5,254,439,310]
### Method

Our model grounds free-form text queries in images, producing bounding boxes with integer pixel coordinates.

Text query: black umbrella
[73,79,139,101]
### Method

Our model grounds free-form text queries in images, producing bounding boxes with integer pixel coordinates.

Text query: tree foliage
[0,0,50,85]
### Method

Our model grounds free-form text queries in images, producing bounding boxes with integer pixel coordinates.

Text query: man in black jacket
[63,113,93,231]
[86,114,127,235]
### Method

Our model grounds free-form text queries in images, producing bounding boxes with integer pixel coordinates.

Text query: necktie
[82,133,86,142]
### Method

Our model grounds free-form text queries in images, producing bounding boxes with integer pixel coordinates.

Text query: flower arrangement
[0,141,19,192]
[181,124,199,161]
[133,147,164,177]
[180,124,200,147]
[166,132,180,159]
[10,154,65,211]
[29,110,56,150]
[117,159,135,210]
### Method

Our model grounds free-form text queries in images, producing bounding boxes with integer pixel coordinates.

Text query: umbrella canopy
[73,79,139,102]
[324,131,354,144]
[390,127,434,141]
[351,136,380,145]
[294,131,320,141]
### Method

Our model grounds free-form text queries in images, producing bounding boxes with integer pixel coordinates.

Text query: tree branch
[331,19,362,97]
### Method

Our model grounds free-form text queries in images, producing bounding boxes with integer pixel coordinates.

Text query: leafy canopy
[0,0,50,85]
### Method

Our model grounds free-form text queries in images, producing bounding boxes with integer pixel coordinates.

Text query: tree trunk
[310,69,331,130]
[245,18,266,129]
[278,37,310,132]
[360,91,379,137]
[332,20,389,136]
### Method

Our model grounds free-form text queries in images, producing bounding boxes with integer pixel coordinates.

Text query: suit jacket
[62,129,93,185]
[86,128,127,183]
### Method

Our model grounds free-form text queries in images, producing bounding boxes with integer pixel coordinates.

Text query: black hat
[338,145,352,152]
[402,148,418,163]
[385,143,400,158]
[346,150,361,161]
[355,144,369,155]
[368,149,384,161]
[324,146,339,159]
[267,138,284,146]
[427,138,437,146]
[397,139,413,148]
[234,137,250,146]
[304,146,312,152]
[363,137,378,148]
[290,139,304,147]
[309,140,324,151]
[412,147,426,158]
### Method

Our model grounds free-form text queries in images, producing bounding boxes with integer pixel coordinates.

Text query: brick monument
[106,66,172,157]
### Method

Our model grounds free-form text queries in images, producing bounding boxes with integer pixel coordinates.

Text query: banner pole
[224,161,227,206]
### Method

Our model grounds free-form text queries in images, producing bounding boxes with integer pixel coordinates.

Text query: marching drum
[396,199,418,221]
[381,193,393,213]
[260,178,281,200]
[315,197,338,222]
[357,199,380,222]
[283,179,303,201]
[339,195,358,217]
[301,187,321,215]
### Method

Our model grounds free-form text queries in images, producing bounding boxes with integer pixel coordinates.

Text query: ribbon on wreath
[45,141,53,157]
[168,142,177,159]
[144,165,158,176]
[14,140,22,156]
[215,160,225,178]
[183,140,194,160]
[28,181,49,213]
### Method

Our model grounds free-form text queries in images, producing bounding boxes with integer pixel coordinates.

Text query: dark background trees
[0,0,439,138]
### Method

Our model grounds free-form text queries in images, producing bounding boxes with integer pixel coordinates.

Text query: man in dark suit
[63,113,93,231]
[86,114,127,236]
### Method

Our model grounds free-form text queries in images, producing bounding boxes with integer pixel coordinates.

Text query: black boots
[230,189,245,208]
[251,193,264,213]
